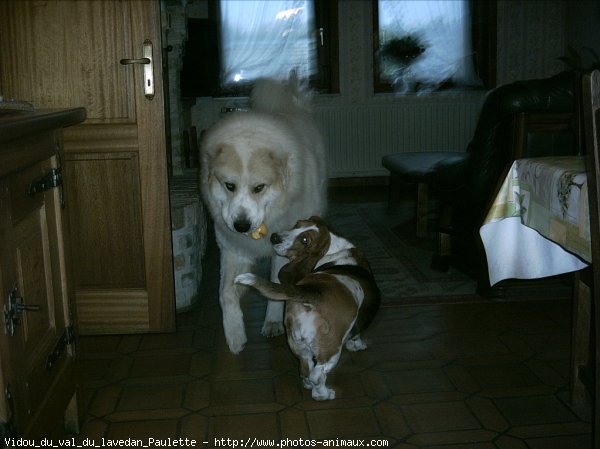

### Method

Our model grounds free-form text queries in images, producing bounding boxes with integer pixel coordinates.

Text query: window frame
[207,0,339,96]
[372,0,497,94]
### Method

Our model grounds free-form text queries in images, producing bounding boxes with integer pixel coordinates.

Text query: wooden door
[0,1,175,334]
[0,155,77,437]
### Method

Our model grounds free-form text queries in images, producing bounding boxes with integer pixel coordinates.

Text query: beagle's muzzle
[235,216,381,400]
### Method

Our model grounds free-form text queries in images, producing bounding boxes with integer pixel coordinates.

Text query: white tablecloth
[480,156,590,286]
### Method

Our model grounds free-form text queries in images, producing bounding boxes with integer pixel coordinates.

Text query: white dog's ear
[205,147,221,183]
[272,153,290,186]
[207,165,216,185]
[208,145,225,161]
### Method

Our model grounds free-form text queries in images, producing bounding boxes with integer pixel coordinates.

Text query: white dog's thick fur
[200,77,327,354]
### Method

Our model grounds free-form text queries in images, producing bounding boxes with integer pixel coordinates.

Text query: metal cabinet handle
[119,39,155,100]
[4,285,41,337]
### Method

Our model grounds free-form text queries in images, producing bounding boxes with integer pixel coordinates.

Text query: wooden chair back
[582,68,600,448]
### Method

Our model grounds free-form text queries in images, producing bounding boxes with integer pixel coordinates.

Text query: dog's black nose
[234,219,251,233]
[270,233,282,244]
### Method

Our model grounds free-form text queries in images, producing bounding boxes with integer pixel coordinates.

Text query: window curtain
[219,1,316,86]
[378,0,482,93]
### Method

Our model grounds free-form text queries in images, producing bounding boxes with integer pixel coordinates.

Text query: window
[220,1,315,85]
[204,0,338,96]
[373,0,496,94]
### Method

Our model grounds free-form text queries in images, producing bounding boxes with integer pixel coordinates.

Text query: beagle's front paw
[234,273,257,286]
[312,385,336,401]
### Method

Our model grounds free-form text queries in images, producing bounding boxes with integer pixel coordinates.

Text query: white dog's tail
[251,73,312,115]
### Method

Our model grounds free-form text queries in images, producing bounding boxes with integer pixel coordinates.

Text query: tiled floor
[74,187,593,448]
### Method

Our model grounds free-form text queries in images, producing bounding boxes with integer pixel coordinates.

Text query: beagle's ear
[278,255,318,285]
[278,263,300,285]
[308,215,328,228]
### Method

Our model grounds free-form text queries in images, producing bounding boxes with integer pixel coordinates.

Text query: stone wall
[170,171,207,312]
[162,1,207,311]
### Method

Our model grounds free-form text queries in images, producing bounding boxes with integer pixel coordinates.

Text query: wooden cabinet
[0,108,85,436]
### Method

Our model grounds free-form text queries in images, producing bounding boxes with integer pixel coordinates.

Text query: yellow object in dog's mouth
[251,223,268,240]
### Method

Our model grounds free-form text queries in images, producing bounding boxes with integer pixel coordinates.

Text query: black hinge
[28,167,62,197]
[46,325,75,371]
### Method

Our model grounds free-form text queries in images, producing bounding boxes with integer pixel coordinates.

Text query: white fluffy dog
[200,77,327,354]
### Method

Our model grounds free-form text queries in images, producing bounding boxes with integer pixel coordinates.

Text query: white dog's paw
[225,329,247,354]
[345,335,368,352]
[223,314,247,354]
[261,320,285,338]
[234,273,257,286]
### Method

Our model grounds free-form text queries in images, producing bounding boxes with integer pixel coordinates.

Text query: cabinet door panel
[15,210,54,352]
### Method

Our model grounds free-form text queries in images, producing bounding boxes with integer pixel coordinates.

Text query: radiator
[314,96,484,178]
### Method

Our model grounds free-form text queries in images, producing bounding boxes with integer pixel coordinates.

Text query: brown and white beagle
[235,216,380,400]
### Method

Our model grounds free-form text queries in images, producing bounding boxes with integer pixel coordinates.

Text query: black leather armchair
[383,71,580,287]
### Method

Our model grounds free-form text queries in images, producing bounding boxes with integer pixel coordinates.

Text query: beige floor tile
[306,408,381,439]
[209,413,279,440]
[494,395,578,426]
[402,401,480,433]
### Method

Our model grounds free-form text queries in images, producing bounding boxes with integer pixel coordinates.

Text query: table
[480,155,595,406]
[480,156,591,286]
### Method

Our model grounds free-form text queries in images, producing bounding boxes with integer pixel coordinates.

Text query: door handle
[119,39,155,100]
[120,58,150,65]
